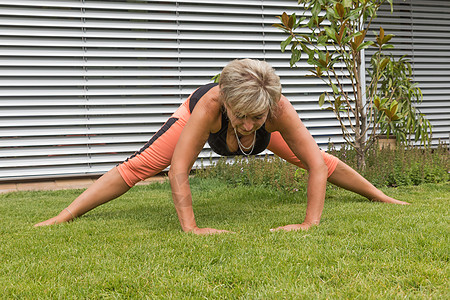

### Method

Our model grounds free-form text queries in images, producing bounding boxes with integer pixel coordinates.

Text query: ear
[222,102,230,114]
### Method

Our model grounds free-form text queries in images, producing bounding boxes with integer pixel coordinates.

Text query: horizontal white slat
[0,48,183,57]
[0,87,185,97]
[0,0,174,10]
[0,7,177,21]
[0,106,179,117]
[0,78,185,87]
[0,68,183,77]
[0,28,180,39]
[1,134,153,147]
[0,17,179,30]
[0,41,181,49]
[0,58,180,67]
[0,96,182,106]
[0,115,172,128]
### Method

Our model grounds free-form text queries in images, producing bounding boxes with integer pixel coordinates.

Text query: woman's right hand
[191,227,235,235]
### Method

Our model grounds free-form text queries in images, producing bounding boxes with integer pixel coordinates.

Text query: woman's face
[225,104,269,135]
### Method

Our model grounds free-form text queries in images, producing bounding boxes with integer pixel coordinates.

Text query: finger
[270,225,304,232]
[270,227,284,232]
[210,229,235,234]
[193,228,235,235]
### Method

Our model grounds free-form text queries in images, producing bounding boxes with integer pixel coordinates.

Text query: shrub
[197,143,448,189]
[328,142,449,187]
[197,155,308,193]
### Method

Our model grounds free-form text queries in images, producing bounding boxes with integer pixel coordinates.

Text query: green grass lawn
[1,178,448,299]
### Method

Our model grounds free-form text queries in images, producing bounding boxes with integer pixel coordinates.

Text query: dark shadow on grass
[80,201,242,231]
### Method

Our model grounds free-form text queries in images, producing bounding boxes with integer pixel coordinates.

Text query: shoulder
[189,85,223,132]
[195,85,222,112]
[266,95,298,132]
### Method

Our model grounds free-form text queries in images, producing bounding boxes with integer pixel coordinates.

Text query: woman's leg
[34,167,131,226]
[267,132,339,177]
[328,161,409,204]
[267,132,409,205]
[35,101,192,227]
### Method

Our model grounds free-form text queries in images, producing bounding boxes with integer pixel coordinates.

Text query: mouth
[238,128,254,135]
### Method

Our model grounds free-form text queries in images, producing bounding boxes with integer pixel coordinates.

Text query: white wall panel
[0,0,447,181]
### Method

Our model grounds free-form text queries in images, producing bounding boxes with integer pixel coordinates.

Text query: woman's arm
[269,96,329,231]
[168,94,232,235]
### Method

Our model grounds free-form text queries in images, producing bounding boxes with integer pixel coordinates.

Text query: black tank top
[189,83,271,156]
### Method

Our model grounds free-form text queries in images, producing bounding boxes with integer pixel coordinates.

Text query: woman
[34,59,409,233]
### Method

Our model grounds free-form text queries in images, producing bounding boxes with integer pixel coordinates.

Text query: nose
[242,118,254,131]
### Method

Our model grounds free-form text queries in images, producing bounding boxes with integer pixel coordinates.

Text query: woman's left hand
[270,223,312,232]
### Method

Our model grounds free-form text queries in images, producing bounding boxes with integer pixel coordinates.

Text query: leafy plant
[328,141,449,187]
[197,155,307,193]
[369,53,432,145]
[274,0,432,169]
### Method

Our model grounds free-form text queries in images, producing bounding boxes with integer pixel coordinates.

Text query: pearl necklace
[234,127,256,155]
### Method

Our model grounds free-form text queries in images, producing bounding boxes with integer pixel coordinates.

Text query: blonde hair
[219,59,281,117]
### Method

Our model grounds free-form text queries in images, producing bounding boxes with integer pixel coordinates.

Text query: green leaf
[351,31,363,39]
[382,34,395,44]
[288,13,296,29]
[300,43,312,57]
[281,12,290,28]
[319,93,325,107]
[356,41,374,52]
[342,35,353,45]
[318,59,327,68]
[315,66,323,77]
[311,1,322,18]
[335,3,345,19]
[326,7,336,21]
[415,126,420,141]
[334,96,342,110]
[382,108,392,119]
[390,100,398,116]
[382,44,395,50]
[331,82,339,94]
[294,16,307,29]
[325,27,337,41]
[289,48,302,67]
[272,23,286,30]
[211,73,220,83]
[308,58,319,67]
[299,34,311,43]
[337,21,347,44]
[374,96,380,109]
[318,34,328,45]
[380,57,390,71]
[353,30,367,51]
[280,36,293,52]
[342,0,352,8]
[387,0,394,12]
[377,26,385,44]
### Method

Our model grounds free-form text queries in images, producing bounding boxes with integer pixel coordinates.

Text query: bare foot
[34,210,73,227]
[34,216,60,227]
[373,195,410,205]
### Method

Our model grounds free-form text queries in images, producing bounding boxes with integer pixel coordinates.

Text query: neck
[234,127,256,153]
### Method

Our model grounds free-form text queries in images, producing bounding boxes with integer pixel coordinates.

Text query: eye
[235,114,245,119]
